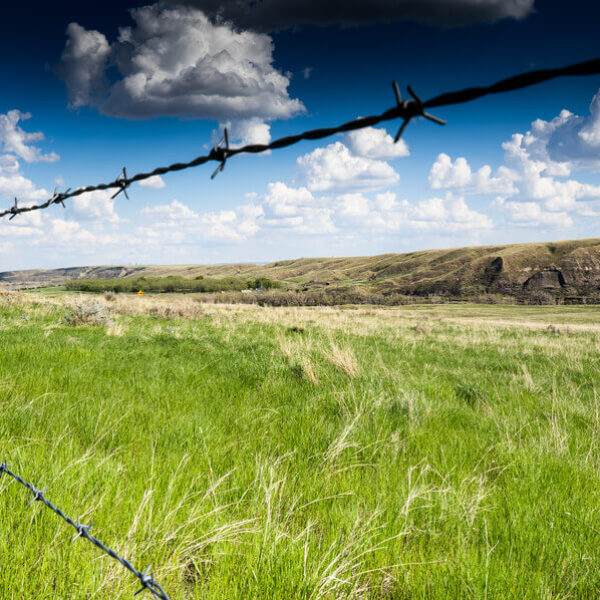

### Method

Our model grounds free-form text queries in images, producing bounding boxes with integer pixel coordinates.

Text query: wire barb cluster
[112,167,132,200]
[1,56,600,221]
[0,462,171,600]
[391,81,446,142]
[8,197,19,220]
[209,128,230,179]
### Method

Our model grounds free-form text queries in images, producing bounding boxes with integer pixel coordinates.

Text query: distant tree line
[65,275,279,294]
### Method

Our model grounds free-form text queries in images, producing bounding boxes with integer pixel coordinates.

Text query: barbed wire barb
[392,82,446,142]
[111,167,131,199]
[209,127,229,179]
[0,462,170,600]
[29,486,47,504]
[392,81,408,142]
[8,197,19,220]
[52,186,72,208]
[409,85,447,126]
[52,188,65,208]
[72,516,93,542]
[1,55,599,220]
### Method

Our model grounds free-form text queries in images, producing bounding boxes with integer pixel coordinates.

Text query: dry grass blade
[324,342,361,378]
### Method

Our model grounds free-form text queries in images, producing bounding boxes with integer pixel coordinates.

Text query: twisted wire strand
[0,462,170,600]
[1,56,599,221]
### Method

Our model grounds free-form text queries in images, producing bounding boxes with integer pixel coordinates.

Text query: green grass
[21,285,70,295]
[2,296,600,598]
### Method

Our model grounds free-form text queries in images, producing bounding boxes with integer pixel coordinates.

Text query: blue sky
[1,0,599,270]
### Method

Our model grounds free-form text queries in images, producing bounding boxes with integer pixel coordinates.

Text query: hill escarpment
[4,238,600,303]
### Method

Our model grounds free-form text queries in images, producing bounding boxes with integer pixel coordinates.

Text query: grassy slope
[2,295,600,598]
[4,238,600,294]
[137,238,600,285]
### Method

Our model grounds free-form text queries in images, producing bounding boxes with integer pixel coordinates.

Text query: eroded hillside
[4,238,600,302]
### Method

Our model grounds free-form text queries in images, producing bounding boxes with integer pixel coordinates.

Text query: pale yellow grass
[277,331,318,384]
[106,323,125,337]
[15,292,600,355]
[445,317,600,332]
[324,341,361,378]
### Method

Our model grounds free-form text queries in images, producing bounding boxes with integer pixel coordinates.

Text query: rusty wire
[0,462,171,600]
[1,56,600,220]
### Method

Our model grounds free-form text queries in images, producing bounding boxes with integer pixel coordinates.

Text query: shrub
[63,300,112,326]
[527,290,556,305]
[66,275,279,295]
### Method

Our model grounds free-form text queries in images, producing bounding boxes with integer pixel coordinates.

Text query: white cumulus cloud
[57,4,304,125]
[384,194,493,233]
[297,141,400,192]
[261,182,336,234]
[141,200,198,220]
[428,88,600,231]
[536,92,600,169]
[0,110,57,208]
[138,175,166,189]
[428,153,517,195]
[496,199,573,228]
[344,126,409,160]
[50,219,97,244]
[0,174,49,203]
[0,110,59,164]
[139,199,265,244]
[219,117,273,146]
[502,130,600,216]
[70,190,121,224]
[337,193,370,218]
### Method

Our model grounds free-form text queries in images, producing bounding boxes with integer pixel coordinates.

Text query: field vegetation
[2,292,600,598]
[65,275,279,294]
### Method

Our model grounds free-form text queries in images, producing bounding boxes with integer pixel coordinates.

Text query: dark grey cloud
[165,0,535,31]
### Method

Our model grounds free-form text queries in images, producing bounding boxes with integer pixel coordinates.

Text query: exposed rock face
[482,257,503,288]
[555,247,600,290]
[523,269,565,290]
[480,242,600,300]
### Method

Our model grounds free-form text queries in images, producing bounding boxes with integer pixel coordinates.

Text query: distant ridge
[4,238,600,301]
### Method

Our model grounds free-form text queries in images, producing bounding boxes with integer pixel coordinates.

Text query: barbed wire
[0,462,170,600]
[1,55,600,221]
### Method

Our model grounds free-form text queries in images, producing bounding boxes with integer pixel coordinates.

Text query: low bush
[65,275,280,294]
[527,290,556,305]
[63,300,112,326]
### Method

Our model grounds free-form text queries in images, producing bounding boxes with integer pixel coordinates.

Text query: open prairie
[2,292,600,598]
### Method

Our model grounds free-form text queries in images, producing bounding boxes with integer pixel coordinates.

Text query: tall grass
[1,294,600,597]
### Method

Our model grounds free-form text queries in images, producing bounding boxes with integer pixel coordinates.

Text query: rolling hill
[4,238,600,302]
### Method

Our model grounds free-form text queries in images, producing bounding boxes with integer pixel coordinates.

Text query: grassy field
[2,293,600,598]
